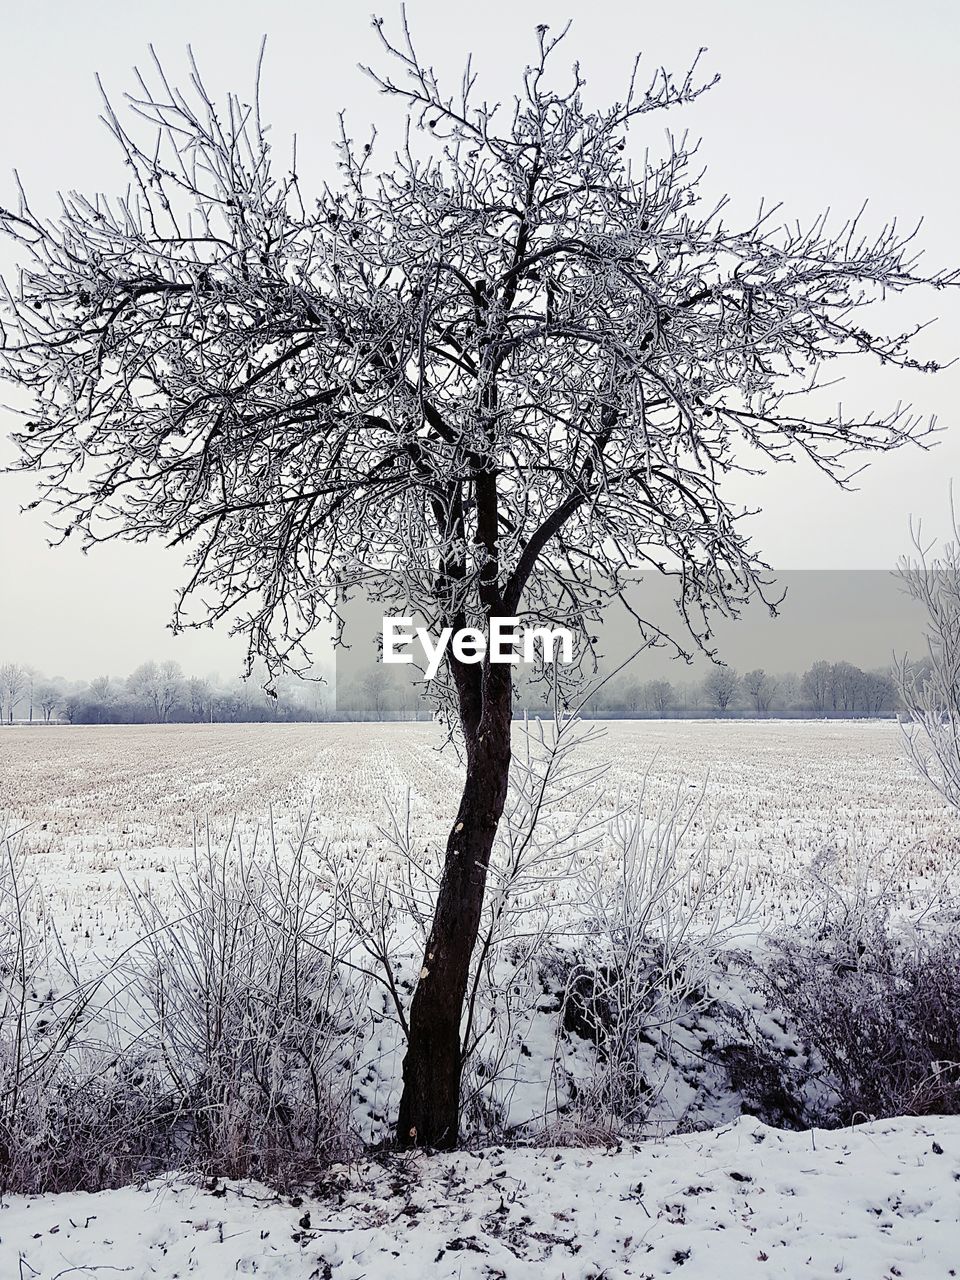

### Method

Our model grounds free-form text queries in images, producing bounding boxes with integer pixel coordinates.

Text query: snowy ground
[1,719,948,864]
[4,1116,959,1279]
[2,719,955,929]
[3,721,959,1274]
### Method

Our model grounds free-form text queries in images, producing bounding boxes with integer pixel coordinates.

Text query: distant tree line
[0,656,902,725]
[337,668,434,722]
[331,657,905,721]
[0,659,332,725]
[567,659,901,720]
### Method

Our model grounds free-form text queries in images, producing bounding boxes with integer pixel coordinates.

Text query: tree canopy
[2,19,953,703]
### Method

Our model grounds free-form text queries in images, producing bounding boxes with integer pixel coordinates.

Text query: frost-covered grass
[0,715,941,957]
[1,719,954,917]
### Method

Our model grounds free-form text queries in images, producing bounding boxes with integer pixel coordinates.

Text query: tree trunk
[396,665,512,1148]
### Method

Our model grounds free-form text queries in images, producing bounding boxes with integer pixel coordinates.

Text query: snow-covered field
[2,718,955,921]
[2,720,959,1278]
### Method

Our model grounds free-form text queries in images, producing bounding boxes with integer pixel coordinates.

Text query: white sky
[1,0,958,680]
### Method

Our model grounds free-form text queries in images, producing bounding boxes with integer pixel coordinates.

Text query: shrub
[768,928,960,1123]
[0,816,360,1193]
[719,851,960,1127]
[548,777,750,1132]
[1,823,112,1193]
[121,818,362,1184]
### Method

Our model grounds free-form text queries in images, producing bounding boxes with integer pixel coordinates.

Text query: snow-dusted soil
[4,1116,959,1279]
[3,719,955,942]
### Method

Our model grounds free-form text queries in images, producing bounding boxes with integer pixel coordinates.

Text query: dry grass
[1,720,954,925]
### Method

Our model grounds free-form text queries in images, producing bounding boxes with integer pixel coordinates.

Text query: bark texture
[396,664,512,1148]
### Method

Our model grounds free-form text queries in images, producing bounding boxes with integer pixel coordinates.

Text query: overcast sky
[1,0,958,680]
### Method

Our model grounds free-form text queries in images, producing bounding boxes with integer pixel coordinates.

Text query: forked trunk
[396,666,512,1148]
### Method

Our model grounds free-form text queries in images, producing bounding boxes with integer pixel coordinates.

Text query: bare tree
[777,670,801,711]
[861,669,896,718]
[361,667,397,721]
[0,19,954,1146]
[802,660,833,717]
[157,660,184,722]
[88,675,114,702]
[36,684,61,724]
[680,680,705,714]
[621,678,643,717]
[86,674,118,724]
[828,660,863,716]
[127,662,160,721]
[0,664,26,725]
[127,660,183,723]
[744,667,776,716]
[24,667,36,724]
[897,504,960,808]
[703,666,740,715]
[643,678,673,717]
[186,675,211,721]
